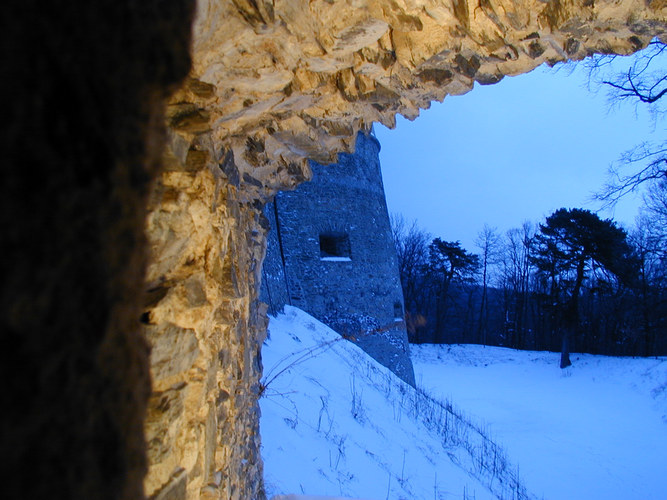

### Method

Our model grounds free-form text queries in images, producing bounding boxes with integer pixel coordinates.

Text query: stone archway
[2,1,666,499]
[146,2,667,497]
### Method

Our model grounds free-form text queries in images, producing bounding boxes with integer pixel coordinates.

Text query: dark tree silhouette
[531,209,635,368]
[499,222,536,349]
[475,225,501,346]
[427,239,480,342]
[587,40,667,204]
[390,215,432,341]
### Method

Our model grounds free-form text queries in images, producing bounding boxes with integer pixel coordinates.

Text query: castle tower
[261,131,415,385]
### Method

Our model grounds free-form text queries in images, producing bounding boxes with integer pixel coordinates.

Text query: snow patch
[271,496,373,500]
[262,309,667,499]
[261,307,532,500]
[412,343,667,500]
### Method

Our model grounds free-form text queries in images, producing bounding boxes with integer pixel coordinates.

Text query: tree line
[392,40,667,364]
[392,201,666,362]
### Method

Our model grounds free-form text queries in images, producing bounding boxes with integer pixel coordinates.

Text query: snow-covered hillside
[261,308,667,499]
[411,344,667,500]
[260,307,533,500]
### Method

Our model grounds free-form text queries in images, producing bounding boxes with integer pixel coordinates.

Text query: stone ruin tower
[261,131,415,385]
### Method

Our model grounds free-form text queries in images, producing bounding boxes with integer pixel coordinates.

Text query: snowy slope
[260,307,533,500]
[411,344,667,500]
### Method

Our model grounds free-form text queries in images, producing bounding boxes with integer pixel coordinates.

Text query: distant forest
[392,203,666,360]
[393,42,667,362]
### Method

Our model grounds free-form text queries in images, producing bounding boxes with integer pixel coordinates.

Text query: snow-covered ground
[411,343,667,500]
[261,307,532,500]
[260,307,667,499]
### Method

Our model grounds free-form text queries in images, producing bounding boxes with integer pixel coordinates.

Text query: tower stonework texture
[261,132,415,386]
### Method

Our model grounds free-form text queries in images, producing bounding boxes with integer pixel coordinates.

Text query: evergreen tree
[531,208,634,368]
[427,239,480,342]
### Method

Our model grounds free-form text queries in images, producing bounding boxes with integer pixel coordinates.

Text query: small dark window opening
[394,302,403,319]
[319,232,351,259]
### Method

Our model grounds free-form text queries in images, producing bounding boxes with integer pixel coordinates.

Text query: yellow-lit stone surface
[190,0,667,182]
[144,1,667,498]
[145,78,269,499]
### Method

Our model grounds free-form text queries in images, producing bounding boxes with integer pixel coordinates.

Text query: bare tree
[427,239,480,343]
[594,40,667,107]
[630,216,664,355]
[599,142,667,204]
[585,41,667,356]
[642,178,667,251]
[500,222,536,349]
[390,214,431,341]
[475,225,501,346]
[586,40,667,204]
[630,180,667,354]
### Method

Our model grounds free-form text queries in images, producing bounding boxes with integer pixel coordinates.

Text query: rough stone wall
[261,132,415,385]
[188,0,667,183]
[142,78,269,499]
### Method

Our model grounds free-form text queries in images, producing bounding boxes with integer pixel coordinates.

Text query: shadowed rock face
[0,1,195,499]
[2,0,667,499]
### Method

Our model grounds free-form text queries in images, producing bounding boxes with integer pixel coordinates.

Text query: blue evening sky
[376,58,663,251]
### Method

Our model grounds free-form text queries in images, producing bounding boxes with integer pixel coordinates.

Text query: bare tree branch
[596,142,667,206]
[585,39,667,206]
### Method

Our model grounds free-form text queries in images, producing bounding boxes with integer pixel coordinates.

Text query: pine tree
[427,239,480,343]
[531,208,634,368]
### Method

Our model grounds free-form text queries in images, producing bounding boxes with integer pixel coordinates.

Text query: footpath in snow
[411,343,667,500]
